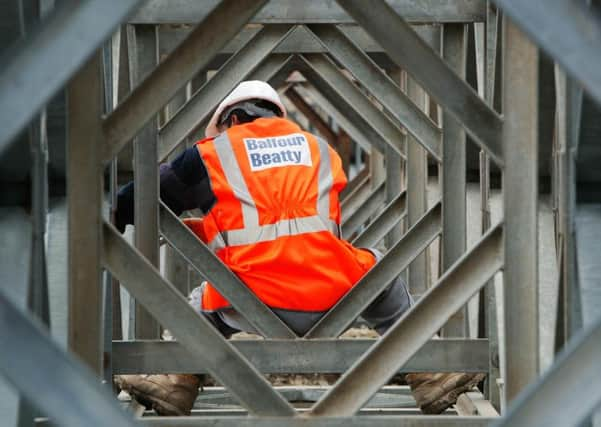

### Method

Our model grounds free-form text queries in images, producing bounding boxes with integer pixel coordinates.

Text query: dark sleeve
[115,146,215,233]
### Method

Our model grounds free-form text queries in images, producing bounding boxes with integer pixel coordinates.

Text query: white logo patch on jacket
[243,133,313,171]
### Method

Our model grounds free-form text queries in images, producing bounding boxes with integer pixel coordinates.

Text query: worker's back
[194,117,376,312]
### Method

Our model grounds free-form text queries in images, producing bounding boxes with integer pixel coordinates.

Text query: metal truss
[3,0,601,425]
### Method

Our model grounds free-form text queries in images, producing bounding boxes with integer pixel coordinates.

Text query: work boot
[405,372,486,414]
[115,374,201,416]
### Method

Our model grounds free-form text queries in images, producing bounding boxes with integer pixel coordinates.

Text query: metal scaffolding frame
[1,0,601,426]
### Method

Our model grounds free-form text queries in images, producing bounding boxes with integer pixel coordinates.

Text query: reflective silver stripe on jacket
[213,133,259,227]
[207,132,338,251]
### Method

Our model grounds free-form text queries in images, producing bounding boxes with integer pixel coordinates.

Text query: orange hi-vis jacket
[193,117,376,312]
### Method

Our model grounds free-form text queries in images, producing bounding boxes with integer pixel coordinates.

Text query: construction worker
[114,81,484,416]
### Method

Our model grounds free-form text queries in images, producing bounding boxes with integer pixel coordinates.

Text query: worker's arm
[115,146,216,232]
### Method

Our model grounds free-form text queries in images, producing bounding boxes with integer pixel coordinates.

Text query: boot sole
[127,385,188,416]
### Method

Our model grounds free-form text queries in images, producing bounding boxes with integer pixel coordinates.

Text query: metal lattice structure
[1,1,601,426]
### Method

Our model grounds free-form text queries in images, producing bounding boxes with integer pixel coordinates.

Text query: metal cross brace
[335,0,504,166]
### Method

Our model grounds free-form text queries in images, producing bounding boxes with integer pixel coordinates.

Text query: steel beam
[341,165,369,202]
[335,0,504,166]
[306,203,442,338]
[0,209,32,309]
[113,338,489,374]
[285,87,338,145]
[341,170,371,210]
[66,53,104,373]
[493,315,601,427]
[502,18,539,402]
[157,25,294,160]
[131,0,487,24]
[183,54,297,148]
[441,24,468,337]
[301,54,406,157]
[306,25,441,161]
[0,0,142,155]
[0,293,139,427]
[406,77,430,294]
[296,82,373,154]
[352,191,407,248]
[310,224,503,415]
[159,203,295,338]
[296,62,387,155]
[103,0,269,163]
[129,24,161,339]
[139,417,493,427]
[102,222,295,416]
[491,0,601,109]
[341,183,387,240]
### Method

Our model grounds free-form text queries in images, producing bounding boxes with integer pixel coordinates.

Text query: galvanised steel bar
[102,222,295,416]
[340,165,369,202]
[261,55,298,89]
[284,87,338,146]
[157,25,294,160]
[103,0,269,163]
[132,0,487,24]
[297,82,373,155]
[306,25,442,161]
[554,69,583,350]
[352,191,407,249]
[441,24,468,337]
[335,0,504,166]
[184,54,297,148]
[384,144,403,248]
[139,417,493,427]
[490,0,601,109]
[113,338,489,374]
[301,53,406,157]
[67,52,104,373]
[306,203,442,338]
[0,0,143,155]
[341,183,387,240]
[341,170,370,208]
[296,59,389,155]
[310,224,503,415]
[493,315,601,427]
[406,77,430,295]
[29,113,51,325]
[482,4,501,409]
[129,24,160,339]
[0,293,139,427]
[502,18,539,402]
[159,203,295,338]
[0,209,32,309]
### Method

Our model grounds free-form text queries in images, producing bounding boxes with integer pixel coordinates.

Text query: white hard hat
[205,80,287,138]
